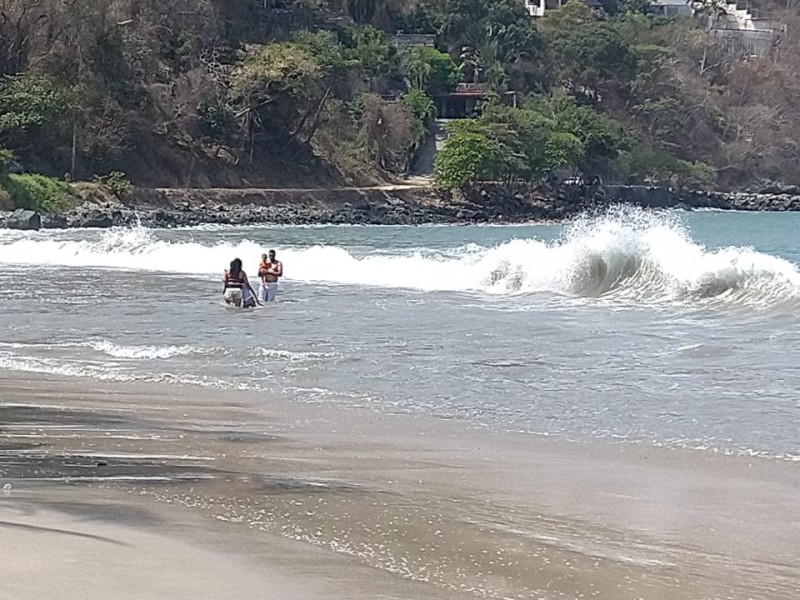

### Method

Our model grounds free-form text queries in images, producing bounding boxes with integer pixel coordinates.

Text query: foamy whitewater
[1,208,799,459]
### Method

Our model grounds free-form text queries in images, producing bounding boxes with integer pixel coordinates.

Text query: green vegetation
[0,73,73,134]
[0,0,797,198]
[434,131,502,189]
[0,174,72,213]
[405,47,460,96]
[402,89,437,124]
[93,171,132,198]
[434,98,630,187]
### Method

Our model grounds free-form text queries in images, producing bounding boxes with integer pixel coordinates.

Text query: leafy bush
[0,148,14,172]
[434,131,501,189]
[613,146,716,188]
[0,174,72,213]
[402,89,436,124]
[341,27,398,78]
[405,46,461,96]
[432,100,630,188]
[0,74,73,133]
[94,171,133,197]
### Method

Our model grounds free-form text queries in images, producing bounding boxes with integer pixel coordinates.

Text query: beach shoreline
[1,371,798,599]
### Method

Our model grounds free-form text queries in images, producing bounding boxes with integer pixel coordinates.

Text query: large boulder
[41,214,69,229]
[72,208,114,228]
[6,209,41,230]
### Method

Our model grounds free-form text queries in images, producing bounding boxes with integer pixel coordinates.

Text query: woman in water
[222,258,260,308]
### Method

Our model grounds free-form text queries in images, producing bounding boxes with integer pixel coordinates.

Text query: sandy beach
[1,371,798,600]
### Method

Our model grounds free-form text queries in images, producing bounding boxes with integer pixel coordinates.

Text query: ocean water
[1,207,799,460]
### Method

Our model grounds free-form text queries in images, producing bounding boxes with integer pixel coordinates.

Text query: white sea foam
[0,340,336,363]
[1,208,799,307]
[0,354,217,385]
[87,341,196,360]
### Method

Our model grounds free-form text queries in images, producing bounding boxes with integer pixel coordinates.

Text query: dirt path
[151,175,434,195]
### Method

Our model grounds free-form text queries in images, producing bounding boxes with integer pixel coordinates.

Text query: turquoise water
[1,208,798,459]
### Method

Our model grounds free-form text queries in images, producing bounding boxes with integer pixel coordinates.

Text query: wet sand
[1,372,798,600]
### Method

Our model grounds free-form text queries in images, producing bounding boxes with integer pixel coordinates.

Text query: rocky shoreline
[2,183,800,230]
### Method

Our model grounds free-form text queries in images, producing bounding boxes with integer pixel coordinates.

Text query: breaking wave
[1,207,799,308]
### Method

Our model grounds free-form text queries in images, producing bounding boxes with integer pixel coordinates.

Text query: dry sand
[1,371,798,599]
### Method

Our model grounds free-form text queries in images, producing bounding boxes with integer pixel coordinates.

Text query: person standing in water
[223,258,259,308]
[258,249,283,302]
[257,253,269,303]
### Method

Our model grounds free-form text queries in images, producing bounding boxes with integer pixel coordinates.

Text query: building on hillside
[434,83,517,119]
[713,26,781,57]
[703,1,783,57]
[523,0,782,58]
[648,0,692,17]
[389,33,436,50]
[523,0,601,17]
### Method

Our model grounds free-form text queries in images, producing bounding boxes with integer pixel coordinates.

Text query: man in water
[258,249,283,302]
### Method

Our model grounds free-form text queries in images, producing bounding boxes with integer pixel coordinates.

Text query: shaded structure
[434,83,517,119]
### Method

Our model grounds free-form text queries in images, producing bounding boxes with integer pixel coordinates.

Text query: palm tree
[459,46,481,84]
[406,47,433,91]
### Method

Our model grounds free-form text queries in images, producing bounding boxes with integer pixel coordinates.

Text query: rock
[760,183,800,196]
[7,209,41,230]
[75,209,114,228]
[16,182,800,231]
[42,214,69,229]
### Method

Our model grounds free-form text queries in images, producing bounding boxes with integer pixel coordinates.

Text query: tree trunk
[249,124,255,164]
[300,87,332,145]
[71,120,78,178]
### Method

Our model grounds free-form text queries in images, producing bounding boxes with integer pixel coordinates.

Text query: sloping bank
[3,183,800,230]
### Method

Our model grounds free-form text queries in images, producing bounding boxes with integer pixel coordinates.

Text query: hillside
[1,0,800,213]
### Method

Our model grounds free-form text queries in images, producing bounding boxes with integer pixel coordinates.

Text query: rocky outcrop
[6,209,41,230]
[605,186,800,211]
[4,182,800,230]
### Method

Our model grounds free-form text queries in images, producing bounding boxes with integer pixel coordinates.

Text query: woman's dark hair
[229,258,243,277]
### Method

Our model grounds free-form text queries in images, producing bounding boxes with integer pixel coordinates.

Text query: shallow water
[1,208,799,459]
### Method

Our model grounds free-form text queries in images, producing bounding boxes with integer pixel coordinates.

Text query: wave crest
[1,208,799,308]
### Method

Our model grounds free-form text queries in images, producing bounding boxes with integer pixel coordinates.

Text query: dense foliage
[0,0,798,192]
[0,173,71,213]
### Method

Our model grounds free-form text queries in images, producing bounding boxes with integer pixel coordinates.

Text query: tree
[542,6,638,99]
[231,42,324,159]
[362,94,419,172]
[402,88,436,124]
[472,104,555,180]
[434,103,592,187]
[342,27,397,79]
[405,46,460,96]
[545,131,584,172]
[614,145,715,188]
[459,38,508,89]
[529,95,631,174]
[434,130,501,189]
[438,0,545,91]
[440,0,542,62]
[0,73,72,133]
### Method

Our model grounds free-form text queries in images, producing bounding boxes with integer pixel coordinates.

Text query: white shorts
[259,282,278,302]
[224,288,243,306]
